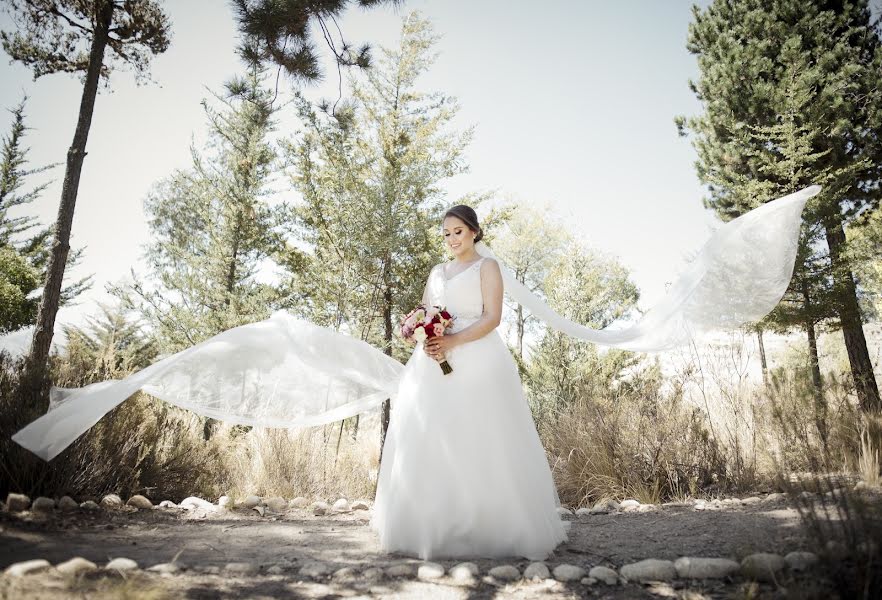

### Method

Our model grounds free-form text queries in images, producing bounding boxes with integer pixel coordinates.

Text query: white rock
[56,557,98,576]
[488,564,521,580]
[332,498,351,512]
[105,558,139,572]
[417,562,445,579]
[636,504,657,513]
[351,499,370,510]
[57,496,79,511]
[157,500,177,509]
[581,576,598,585]
[575,508,593,517]
[218,496,233,510]
[100,494,123,509]
[588,565,618,585]
[31,496,55,512]
[620,499,641,509]
[225,562,258,575]
[620,559,677,582]
[740,553,786,582]
[785,551,818,571]
[523,562,550,579]
[147,563,179,575]
[126,495,153,510]
[289,496,309,509]
[556,506,573,516]
[4,559,52,576]
[179,496,216,511]
[252,506,265,517]
[332,566,358,580]
[386,563,415,577]
[299,562,331,578]
[764,492,787,503]
[674,557,740,579]
[312,501,330,516]
[363,567,385,581]
[242,495,262,509]
[5,493,30,511]
[266,564,285,575]
[449,562,479,581]
[80,501,99,511]
[741,496,762,505]
[552,564,586,581]
[265,496,287,512]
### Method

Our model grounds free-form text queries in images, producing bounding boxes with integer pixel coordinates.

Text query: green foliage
[0,96,90,333]
[230,0,401,83]
[0,306,223,501]
[491,201,571,357]
[679,0,882,410]
[114,64,288,353]
[525,242,640,424]
[0,0,171,84]
[848,206,882,319]
[55,303,157,387]
[283,12,472,360]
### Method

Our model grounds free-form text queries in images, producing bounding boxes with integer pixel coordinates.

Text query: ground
[0,496,838,599]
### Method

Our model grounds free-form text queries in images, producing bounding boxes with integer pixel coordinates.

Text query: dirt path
[0,497,826,599]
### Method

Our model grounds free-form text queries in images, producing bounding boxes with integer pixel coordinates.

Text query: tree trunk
[516,303,524,359]
[823,219,881,413]
[378,256,393,468]
[25,0,114,399]
[756,328,768,387]
[805,320,828,447]
[801,280,828,447]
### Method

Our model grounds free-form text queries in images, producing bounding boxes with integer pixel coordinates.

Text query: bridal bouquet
[400,304,454,375]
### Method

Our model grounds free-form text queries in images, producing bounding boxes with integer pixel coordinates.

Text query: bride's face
[442,215,476,258]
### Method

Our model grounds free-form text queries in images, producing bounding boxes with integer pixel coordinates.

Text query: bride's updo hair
[443,205,484,243]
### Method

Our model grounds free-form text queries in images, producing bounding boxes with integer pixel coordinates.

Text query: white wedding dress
[370,258,569,560]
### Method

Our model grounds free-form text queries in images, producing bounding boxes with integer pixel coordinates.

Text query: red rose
[423,323,437,338]
[440,310,451,320]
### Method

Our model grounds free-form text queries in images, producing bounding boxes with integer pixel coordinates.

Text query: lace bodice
[426,258,486,330]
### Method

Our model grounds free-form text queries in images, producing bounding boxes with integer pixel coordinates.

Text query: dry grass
[221,416,380,502]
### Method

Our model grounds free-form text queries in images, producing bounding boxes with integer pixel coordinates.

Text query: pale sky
[0,0,717,331]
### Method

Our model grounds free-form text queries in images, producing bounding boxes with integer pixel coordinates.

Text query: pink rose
[433,323,444,336]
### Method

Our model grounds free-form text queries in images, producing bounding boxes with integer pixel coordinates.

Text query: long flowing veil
[8,185,819,461]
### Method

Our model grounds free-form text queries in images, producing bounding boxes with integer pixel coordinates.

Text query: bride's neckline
[442,257,483,282]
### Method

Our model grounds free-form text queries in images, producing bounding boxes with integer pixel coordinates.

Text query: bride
[8,185,820,560]
[370,205,569,560]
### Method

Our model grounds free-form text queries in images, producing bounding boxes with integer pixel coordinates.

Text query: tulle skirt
[369,328,569,560]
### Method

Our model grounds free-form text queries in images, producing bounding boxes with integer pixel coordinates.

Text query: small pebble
[4,559,52,577]
[417,562,445,579]
[56,557,97,576]
[488,564,520,580]
[105,558,139,572]
[553,564,586,582]
[588,565,618,585]
[31,497,55,512]
[5,493,31,512]
[523,562,549,579]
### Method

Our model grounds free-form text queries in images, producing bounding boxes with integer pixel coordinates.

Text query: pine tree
[1,0,171,394]
[0,97,90,333]
[525,243,639,425]
[230,0,401,83]
[285,12,472,452]
[490,201,571,360]
[115,63,286,358]
[678,0,882,412]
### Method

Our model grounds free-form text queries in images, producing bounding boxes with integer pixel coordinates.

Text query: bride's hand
[424,334,457,360]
